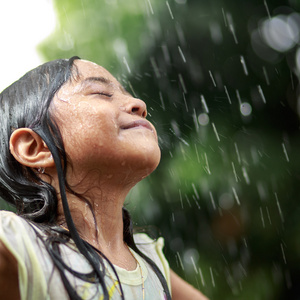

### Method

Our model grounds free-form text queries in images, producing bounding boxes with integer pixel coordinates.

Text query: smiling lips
[122,120,154,132]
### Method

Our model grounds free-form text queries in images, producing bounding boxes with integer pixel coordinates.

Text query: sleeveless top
[0,210,171,300]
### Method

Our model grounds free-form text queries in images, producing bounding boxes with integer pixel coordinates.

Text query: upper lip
[121,119,154,131]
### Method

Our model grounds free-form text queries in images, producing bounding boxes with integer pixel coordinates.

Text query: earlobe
[9,128,55,168]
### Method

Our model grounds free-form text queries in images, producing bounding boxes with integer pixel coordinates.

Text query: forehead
[74,59,116,82]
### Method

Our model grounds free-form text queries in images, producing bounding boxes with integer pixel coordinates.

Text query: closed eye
[91,92,113,98]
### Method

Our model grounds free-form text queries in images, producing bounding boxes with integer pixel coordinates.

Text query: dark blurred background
[6,0,300,298]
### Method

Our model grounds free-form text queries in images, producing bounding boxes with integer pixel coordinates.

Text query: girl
[0,57,208,300]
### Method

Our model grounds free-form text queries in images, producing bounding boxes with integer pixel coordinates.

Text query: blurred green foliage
[37,0,300,299]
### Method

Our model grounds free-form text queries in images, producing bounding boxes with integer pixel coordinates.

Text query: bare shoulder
[0,241,20,300]
[170,269,209,300]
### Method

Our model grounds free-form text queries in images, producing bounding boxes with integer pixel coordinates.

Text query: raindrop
[222,8,227,27]
[212,122,220,142]
[240,102,252,117]
[199,267,205,286]
[232,162,238,182]
[232,187,241,205]
[127,81,137,98]
[257,181,267,201]
[234,143,241,164]
[210,267,216,287]
[198,113,209,126]
[178,45,186,63]
[290,71,295,90]
[275,192,284,223]
[172,212,175,222]
[260,207,266,228]
[166,1,174,20]
[161,43,171,65]
[263,0,271,19]
[194,144,200,163]
[191,256,199,274]
[193,109,199,131]
[204,153,211,174]
[236,90,242,105]
[150,57,160,78]
[208,70,217,87]
[176,252,184,270]
[282,142,290,162]
[242,166,250,184]
[226,13,238,44]
[146,0,154,15]
[209,191,217,210]
[159,91,165,111]
[185,194,192,207]
[257,85,267,104]
[262,66,270,85]
[240,56,249,76]
[179,189,183,209]
[192,183,200,200]
[123,57,131,73]
[224,85,232,104]
[266,206,272,224]
[280,243,287,264]
[183,93,188,112]
[178,73,187,93]
[200,95,209,113]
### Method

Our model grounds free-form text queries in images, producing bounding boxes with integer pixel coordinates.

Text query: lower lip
[127,125,153,131]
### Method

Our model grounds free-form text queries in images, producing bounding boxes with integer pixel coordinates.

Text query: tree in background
[37,0,300,298]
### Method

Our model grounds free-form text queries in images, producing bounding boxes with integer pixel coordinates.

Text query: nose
[126,98,147,118]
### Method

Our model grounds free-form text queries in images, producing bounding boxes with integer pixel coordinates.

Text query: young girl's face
[50,59,161,180]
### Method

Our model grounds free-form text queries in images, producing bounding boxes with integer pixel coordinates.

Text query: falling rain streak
[224,85,232,104]
[232,187,240,205]
[257,85,267,104]
[240,56,248,76]
[178,46,186,63]
[232,162,238,182]
[201,95,209,113]
[123,57,131,73]
[282,143,289,162]
[264,0,271,19]
[146,0,154,15]
[209,191,216,210]
[209,70,217,87]
[199,268,205,286]
[204,153,211,174]
[234,143,241,164]
[242,167,250,184]
[166,1,174,20]
[178,73,187,93]
[275,193,284,223]
[260,207,265,228]
[212,123,220,142]
[210,267,216,287]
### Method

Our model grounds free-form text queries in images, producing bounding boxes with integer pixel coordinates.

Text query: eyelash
[92,92,113,98]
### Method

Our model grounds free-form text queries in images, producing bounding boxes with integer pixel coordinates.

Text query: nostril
[131,107,139,113]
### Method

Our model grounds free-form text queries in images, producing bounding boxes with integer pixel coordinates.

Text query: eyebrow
[82,76,111,85]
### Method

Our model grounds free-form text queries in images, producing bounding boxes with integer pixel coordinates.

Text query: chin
[132,145,161,178]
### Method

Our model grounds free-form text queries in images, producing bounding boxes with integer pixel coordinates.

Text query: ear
[9,128,55,168]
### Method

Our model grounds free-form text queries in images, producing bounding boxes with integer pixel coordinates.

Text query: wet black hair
[0,57,171,300]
